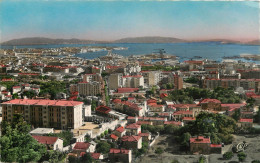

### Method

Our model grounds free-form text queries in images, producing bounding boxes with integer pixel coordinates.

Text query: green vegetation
[134,141,149,157]
[32,81,66,99]
[161,83,174,90]
[232,109,241,121]
[238,152,247,162]
[141,65,179,71]
[246,97,256,107]
[0,114,66,163]
[223,152,234,160]
[0,81,18,91]
[22,90,37,99]
[96,141,111,154]
[91,100,98,111]
[155,147,164,155]
[254,108,260,123]
[47,131,73,146]
[167,87,241,104]
[68,152,94,163]
[199,155,206,163]
[184,77,200,84]
[252,160,260,163]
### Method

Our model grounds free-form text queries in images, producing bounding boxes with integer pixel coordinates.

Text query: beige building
[204,79,260,92]
[108,73,123,90]
[78,81,101,96]
[122,75,144,88]
[1,99,83,129]
[82,73,102,83]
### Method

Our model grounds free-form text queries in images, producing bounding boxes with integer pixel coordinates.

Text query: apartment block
[1,99,83,129]
[78,81,101,96]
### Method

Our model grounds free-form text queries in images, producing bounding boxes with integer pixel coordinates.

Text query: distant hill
[246,40,260,45]
[189,39,242,44]
[113,36,186,43]
[1,36,257,46]
[0,37,108,46]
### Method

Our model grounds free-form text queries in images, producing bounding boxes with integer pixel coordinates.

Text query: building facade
[1,99,83,129]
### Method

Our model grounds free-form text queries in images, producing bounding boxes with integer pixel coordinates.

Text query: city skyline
[0,1,259,42]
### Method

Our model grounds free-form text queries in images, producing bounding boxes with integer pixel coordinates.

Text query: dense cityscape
[0,45,260,162]
[1,0,260,163]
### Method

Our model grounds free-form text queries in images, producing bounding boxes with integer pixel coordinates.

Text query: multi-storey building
[174,75,183,90]
[78,81,101,96]
[82,73,102,83]
[108,73,123,90]
[122,75,144,88]
[204,79,260,92]
[1,99,83,129]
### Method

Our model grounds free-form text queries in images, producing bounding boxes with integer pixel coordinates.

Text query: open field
[135,134,260,163]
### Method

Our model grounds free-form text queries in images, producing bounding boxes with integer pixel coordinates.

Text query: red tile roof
[138,133,150,137]
[91,153,101,159]
[117,88,139,93]
[111,134,119,140]
[173,111,193,115]
[73,142,90,150]
[164,121,182,126]
[199,99,221,104]
[137,121,152,125]
[116,126,125,133]
[2,99,83,106]
[184,60,204,64]
[221,103,246,108]
[109,148,129,154]
[239,118,253,123]
[182,117,196,121]
[126,123,141,129]
[96,105,111,114]
[210,144,222,148]
[190,136,211,144]
[32,135,58,145]
[121,135,141,142]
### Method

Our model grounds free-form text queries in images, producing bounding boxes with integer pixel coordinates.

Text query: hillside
[0,37,107,46]
[113,36,186,43]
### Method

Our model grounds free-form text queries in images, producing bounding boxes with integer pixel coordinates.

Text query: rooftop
[1,99,83,107]
[32,135,58,145]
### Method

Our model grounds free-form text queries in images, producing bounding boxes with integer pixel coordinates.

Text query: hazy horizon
[0,1,259,42]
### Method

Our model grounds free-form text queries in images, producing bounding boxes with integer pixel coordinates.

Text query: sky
[0,0,259,42]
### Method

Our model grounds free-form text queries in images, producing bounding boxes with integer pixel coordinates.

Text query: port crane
[153,49,166,59]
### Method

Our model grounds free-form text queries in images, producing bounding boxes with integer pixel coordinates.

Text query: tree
[0,117,47,162]
[47,131,73,146]
[232,109,241,121]
[180,132,191,151]
[199,155,206,163]
[12,93,18,99]
[252,160,260,163]
[246,97,255,107]
[155,147,164,155]
[96,141,111,154]
[223,152,233,160]
[254,107,260,124]
[238,152,247,162]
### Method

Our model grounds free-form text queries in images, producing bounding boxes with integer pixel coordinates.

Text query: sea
[1,42,260,63]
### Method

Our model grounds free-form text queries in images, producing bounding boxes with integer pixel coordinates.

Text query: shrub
[223,152,233,160]
[238,152,247,162]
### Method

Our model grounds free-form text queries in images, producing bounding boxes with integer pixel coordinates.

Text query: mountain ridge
[0,36,257,46]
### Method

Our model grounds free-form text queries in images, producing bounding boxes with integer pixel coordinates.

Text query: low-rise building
[32,135,63,151]
[109,148,132,163]
[121,135,142,149]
